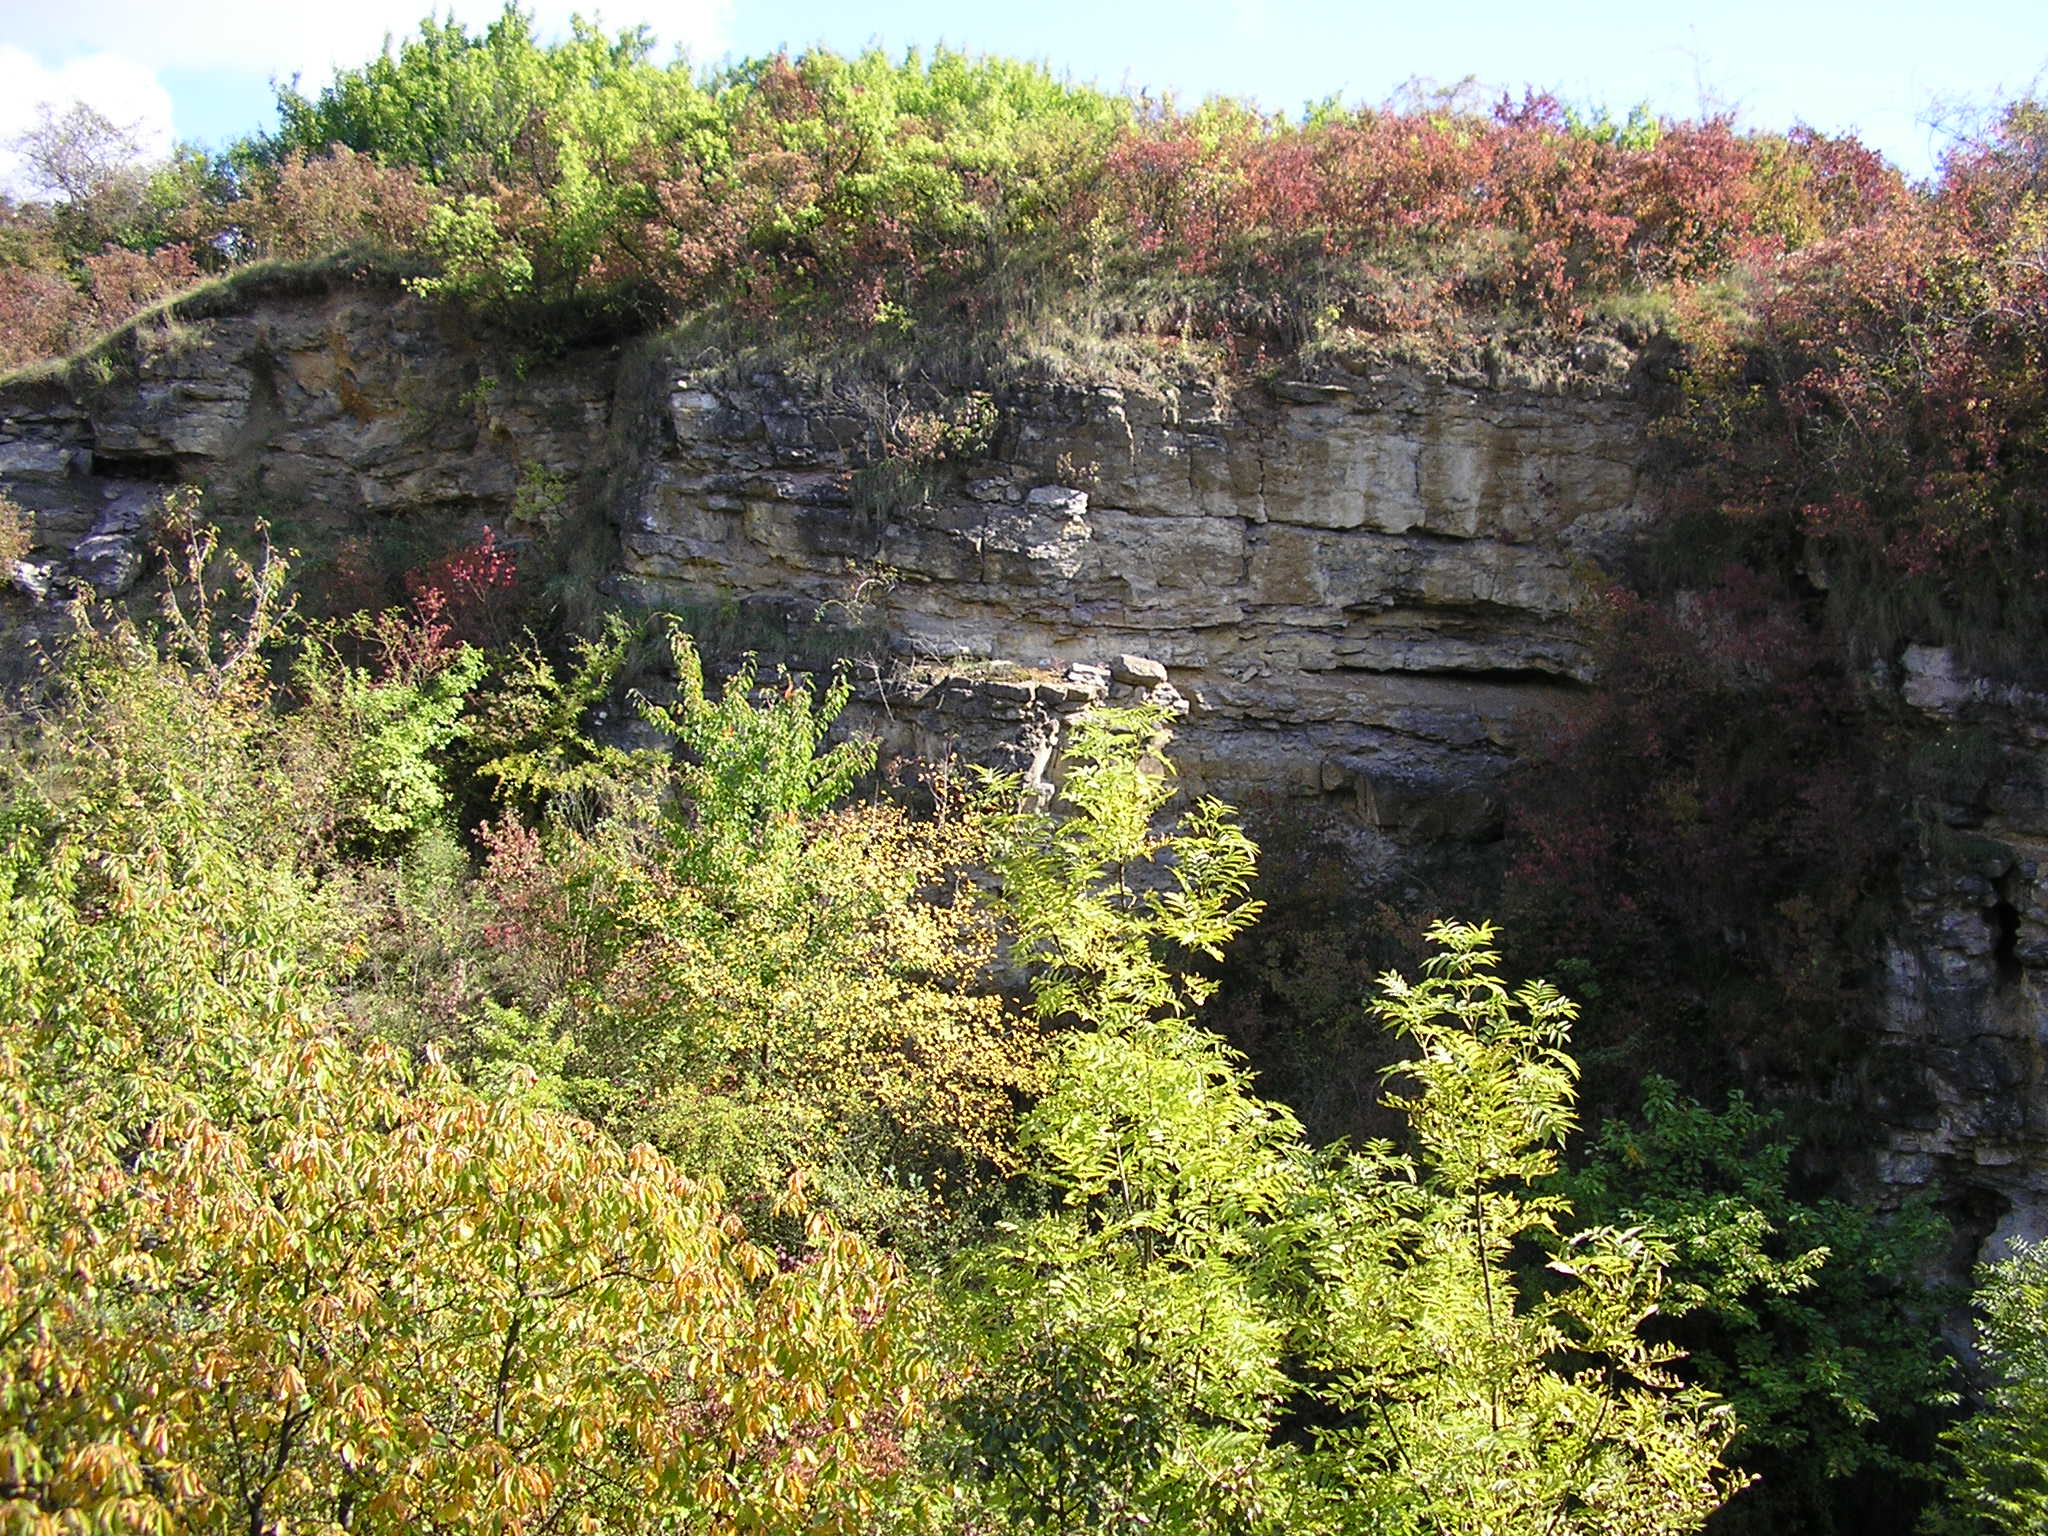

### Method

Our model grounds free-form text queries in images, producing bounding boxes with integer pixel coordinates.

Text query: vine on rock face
[1665,97,2048,674]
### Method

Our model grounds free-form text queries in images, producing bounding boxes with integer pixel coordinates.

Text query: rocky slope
[618,350,1651,858]
[3,280,2044,1270]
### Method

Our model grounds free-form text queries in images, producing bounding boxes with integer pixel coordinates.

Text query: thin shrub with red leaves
[1671,98,2048,671]
[0,266,83,369]
[239,148,435,261]
[475,813,615,995]
[1078,94,1901,324]
[81,243,201,331]
[403,525,521,648]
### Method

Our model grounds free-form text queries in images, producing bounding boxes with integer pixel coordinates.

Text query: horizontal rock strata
[11,284,2047,1275]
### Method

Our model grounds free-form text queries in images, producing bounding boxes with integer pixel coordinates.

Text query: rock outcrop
[0,288,613,571]
[3,286,1657,873]
[1867,647,2048,1264]
[619,360,1654,863]
[8,279,2048,1279]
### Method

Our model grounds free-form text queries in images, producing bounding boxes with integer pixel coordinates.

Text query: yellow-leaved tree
[0,605,930,1536]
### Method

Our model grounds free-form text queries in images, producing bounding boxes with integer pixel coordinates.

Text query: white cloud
[0,48,176,198]
[6,0,731,89]
[0,2,732,196]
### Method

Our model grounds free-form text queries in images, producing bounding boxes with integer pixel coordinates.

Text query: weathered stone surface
[58,482,155,596]
[73,532,142,595]
[1859,652,2048,1271]
[11,559,57,602]
[2,294,1641,844]
[3,291,614,537]
[1903,645,1968,714]
[0,440,79,476]
[608,362,1643,828]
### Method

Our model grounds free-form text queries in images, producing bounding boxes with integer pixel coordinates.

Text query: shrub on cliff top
[0,3,1936,376]
[1666,96,2048,672]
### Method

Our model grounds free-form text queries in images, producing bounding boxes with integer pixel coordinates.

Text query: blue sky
[3,0,2043,190]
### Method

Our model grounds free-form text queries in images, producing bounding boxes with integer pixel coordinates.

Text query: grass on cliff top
[0,248,438,396]
[651,243,1691,413]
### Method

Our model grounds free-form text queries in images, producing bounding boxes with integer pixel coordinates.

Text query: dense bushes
[0,3,1922,371]
[1564,1079,1951,1533]
[1663,98,2048,670]
[0,583,927,1536]
[6,11,2042,1521]
[1502,569,1892,1092]
[0,510,1987,1530]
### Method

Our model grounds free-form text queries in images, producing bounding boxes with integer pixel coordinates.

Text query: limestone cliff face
[0,285,1655,860]
[618,362,1652,850]
[5,281,2046,1270]
[1867,649,2048,1262]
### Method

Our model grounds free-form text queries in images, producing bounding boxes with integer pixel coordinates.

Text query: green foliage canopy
[1565,1077,1951,1532]
[950,707,1742,1536]
[1927,1239,2048,1535]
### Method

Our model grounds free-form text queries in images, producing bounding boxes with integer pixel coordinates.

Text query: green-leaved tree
[944,708,1742,1536]
[1926,1238,2048,1535]
[1301,922,1744,1535]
